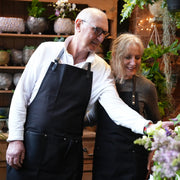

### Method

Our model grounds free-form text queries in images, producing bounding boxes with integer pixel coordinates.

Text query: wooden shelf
[0,66,24,70]
[9,0,117,39]
[0,33,68,38]
[0,90,14,94]
[0,33,113,39]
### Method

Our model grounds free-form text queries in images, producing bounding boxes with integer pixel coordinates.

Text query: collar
[64,36,95,65]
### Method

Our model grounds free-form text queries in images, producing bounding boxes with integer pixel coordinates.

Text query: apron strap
[52,48,65,71]
[86,62,91,78]
[132,75,136,105]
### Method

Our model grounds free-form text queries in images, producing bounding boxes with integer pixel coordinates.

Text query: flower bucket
[54,18,73,35]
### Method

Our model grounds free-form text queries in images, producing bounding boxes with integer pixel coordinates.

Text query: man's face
[77,18,108,52]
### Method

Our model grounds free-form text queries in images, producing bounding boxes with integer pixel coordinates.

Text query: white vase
[54,18,73,35]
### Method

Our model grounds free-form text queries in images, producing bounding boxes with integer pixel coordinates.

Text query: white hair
[75,7,107,23]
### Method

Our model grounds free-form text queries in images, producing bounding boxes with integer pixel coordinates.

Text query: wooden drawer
[0,139,8,180]
[82,130,96,180]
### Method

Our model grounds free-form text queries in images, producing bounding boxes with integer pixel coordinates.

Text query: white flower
[72,3,76,10]
[147,121,163,135]
[175,126,180,134]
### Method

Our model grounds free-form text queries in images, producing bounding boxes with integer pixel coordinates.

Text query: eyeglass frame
[81,20,109,38]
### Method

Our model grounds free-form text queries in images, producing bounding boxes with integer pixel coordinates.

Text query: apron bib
[7,48,93,180]
[93,76,148,180]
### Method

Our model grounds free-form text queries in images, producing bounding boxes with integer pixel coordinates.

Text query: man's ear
[75,19,82,32]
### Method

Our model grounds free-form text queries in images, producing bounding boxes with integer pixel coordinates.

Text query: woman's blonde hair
[110,33,144,83]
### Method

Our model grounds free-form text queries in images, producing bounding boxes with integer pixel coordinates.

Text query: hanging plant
[141,40,180,117]
[120,0,180,29]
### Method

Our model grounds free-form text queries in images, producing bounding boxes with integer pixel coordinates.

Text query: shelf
[0,66,25,70]
[0,33,68,38]
[0,33,113,39]
[0,90,14,94]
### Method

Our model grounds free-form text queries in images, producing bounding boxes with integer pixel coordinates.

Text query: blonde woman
[93,33,160,180]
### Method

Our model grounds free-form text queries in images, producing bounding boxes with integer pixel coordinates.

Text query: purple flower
[55,9,60,16]
[165,127,172,136]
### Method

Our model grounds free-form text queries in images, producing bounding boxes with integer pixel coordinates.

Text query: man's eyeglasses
[82,20,109,38]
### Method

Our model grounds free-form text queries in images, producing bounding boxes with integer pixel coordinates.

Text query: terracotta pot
[167,0,180,12]
[0,51,10,65]
[54,18,73,35]
[27,16,47,34]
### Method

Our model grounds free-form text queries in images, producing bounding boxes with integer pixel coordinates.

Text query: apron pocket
[23,131,47,169]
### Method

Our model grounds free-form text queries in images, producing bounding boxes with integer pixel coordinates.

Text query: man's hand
[161,121,174,129]
[6,140,25,169]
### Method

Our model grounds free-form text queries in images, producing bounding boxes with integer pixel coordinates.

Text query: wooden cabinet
[0,134,8,180]
[0,130,95,180]
[82,130,96,180]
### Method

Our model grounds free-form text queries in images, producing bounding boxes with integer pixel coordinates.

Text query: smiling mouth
[127,66,136,71]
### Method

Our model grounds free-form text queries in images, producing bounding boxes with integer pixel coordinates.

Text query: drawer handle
[83,147,94,156]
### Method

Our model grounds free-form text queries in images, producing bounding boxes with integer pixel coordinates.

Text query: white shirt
[8,37,150,141]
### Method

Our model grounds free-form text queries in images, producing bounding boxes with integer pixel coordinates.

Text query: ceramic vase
[23,48,35,64]
[0,73,12,90]
[11,49,23,65]
[0,17,25,34]
[13,73,22,86]
[27,16,47,34]
[0,51,10,65]
[54,18,73,35]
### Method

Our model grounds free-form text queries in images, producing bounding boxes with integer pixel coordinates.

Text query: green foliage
[23,46,35,50]
[141,40,180,117]
[104,50,112,63]
[120,0,180,29]
[120,0,159,22]
[28,0,45,18]
[0,49,11,53]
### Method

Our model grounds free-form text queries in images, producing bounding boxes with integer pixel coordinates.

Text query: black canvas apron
[7,48,93,180]
[93,76,149,180]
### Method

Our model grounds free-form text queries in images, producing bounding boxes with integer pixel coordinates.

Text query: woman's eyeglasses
[82,20,109,38]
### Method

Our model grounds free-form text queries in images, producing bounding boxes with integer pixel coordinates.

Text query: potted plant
[23,46,36,64]
[120,0,180,28]
[27,0,47,34]
[0,50,10,66]
[48,0,80,35]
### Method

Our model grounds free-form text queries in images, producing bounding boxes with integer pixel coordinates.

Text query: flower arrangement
[48,0,80,21]
[134,114,180,180]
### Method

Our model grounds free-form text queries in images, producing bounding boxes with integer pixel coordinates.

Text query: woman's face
[123,44,142,79]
